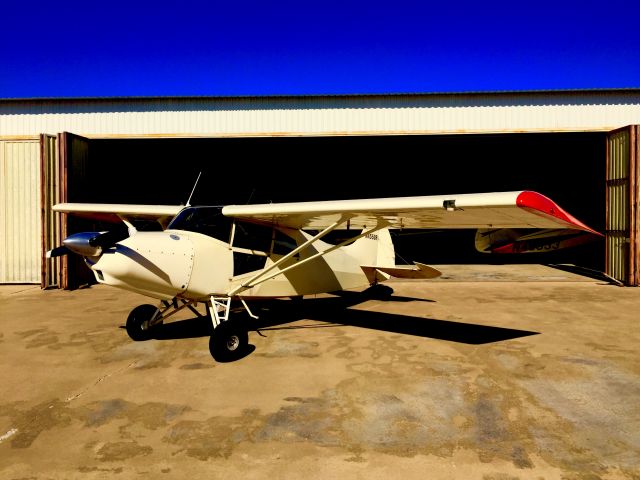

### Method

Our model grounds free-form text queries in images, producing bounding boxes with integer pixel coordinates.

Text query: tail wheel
[210,320,248,362]
[126,304,162,341]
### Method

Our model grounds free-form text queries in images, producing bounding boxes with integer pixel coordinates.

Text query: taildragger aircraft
[474,227,599,254]
[48,190,599,361]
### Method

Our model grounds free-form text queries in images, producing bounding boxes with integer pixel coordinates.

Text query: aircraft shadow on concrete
[253,301,539,345]
[545,263,619,284]
[138,285,539,356]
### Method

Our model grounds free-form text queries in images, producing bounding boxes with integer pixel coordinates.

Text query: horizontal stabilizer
[361,262,441,282]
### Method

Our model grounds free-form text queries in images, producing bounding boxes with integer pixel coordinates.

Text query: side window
[168,207,232,242]
[233,252,268,276]
[233,221,273,253]
[272,230,297,255]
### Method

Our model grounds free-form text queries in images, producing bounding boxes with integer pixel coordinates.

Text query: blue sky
[1,1,639,98]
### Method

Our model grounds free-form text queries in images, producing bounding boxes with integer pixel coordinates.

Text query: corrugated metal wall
[626,126,639,286]
[631,126,640,286]
[606,126,639,286]
[0,140,41,283]
[1,91,639,137]
[40,134,60,288]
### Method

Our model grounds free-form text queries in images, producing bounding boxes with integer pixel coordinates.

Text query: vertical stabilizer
[345,227,395,268]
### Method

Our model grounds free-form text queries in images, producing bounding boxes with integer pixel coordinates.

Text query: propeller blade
[90,229,129,248]
[46,245,71,258]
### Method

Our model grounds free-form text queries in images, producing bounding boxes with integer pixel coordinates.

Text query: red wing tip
[516,191,602,236]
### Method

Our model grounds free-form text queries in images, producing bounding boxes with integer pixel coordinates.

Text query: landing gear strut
[126,304,162,341]
[124,296,256,362]
[125,298,203,341]
[207,296,256,362]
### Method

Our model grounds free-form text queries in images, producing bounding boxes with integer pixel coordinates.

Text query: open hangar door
[606,126,640,286]
[57,131,608,288]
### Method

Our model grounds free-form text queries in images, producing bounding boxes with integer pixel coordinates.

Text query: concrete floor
[1,265,639,479]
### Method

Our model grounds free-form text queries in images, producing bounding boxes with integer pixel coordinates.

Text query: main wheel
[209,321,248,362]
[126,304,161,341]
[364,283,393,299]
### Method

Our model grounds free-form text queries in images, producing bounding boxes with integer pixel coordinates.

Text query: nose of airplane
[90,231,195,300]
[61,229,130,257]
[62,231,105,257]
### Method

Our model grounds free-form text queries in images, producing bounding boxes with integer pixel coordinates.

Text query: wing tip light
[516,191,602,236]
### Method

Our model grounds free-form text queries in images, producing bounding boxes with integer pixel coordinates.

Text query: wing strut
[227,217,345,296]
[227,216,387,296]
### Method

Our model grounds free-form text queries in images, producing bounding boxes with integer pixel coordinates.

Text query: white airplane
[474,227,601,254]
[48,190,598,361]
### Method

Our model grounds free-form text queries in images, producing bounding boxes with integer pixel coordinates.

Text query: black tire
[209,321,248,362]
[126,304,161,341]
[364,283,393,299]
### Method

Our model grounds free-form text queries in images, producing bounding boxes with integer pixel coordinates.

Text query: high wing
[222,191,599,234]
[53,203,183,228]
[52,191,598,233]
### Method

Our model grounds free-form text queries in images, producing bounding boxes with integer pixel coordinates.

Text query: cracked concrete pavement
[1,265,639,479]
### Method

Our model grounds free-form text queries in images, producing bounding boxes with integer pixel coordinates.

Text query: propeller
[46,229,129,258]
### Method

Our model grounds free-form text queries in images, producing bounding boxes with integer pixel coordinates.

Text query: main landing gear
[209,319,248,362]
[206,296,256,362]
[124,296,256,362]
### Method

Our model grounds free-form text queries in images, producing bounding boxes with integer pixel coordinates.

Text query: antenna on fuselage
[186,171,202,207]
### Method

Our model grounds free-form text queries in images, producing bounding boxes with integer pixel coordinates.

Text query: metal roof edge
[2,87,640,103]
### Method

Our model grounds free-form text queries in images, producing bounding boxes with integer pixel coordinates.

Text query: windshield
[168,207,231,242]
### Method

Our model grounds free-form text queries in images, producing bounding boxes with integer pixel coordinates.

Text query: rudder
[345,228,395,268]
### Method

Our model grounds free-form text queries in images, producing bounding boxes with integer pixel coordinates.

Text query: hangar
[0,89,639,288]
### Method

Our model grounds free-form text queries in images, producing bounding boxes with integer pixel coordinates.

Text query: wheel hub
[227,335,240,351]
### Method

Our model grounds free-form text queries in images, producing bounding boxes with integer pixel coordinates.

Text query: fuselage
[84,208,395,301]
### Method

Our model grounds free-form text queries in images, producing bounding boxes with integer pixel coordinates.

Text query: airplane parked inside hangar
[49,189,600,361]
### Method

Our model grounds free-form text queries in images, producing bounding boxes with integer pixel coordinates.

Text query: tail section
[360,263,442,283]
[348,227,442,284]
[345,228,395,268]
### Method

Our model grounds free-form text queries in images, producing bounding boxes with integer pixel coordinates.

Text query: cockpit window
[233,221,273,253]
[168,207,232,242]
